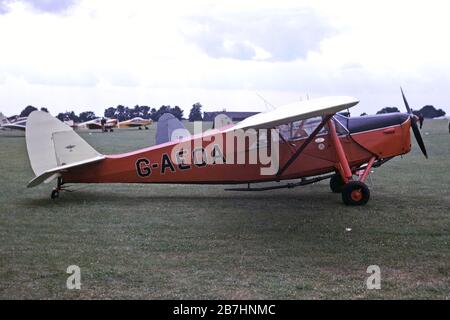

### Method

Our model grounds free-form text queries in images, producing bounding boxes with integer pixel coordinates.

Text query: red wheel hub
[351,189,363,202]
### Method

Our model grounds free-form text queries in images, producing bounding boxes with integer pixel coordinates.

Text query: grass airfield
[0,120,449,299]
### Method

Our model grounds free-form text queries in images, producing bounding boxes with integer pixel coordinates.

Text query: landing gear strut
[327,119,376,206]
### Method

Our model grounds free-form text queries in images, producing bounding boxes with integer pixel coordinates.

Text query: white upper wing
[231,96,359,130]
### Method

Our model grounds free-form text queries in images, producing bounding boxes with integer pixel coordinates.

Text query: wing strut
[276,115,333,177]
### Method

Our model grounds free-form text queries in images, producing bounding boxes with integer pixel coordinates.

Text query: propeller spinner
[401,87,428,158]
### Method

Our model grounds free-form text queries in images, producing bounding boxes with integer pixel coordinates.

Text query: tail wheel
[342,181,370,206]
[51,189,59,200]
[330,174,345,193]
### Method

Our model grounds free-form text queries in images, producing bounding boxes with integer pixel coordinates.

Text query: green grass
[0,120,449,299]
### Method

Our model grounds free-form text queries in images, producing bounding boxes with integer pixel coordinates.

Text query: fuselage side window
[278,117,328,142]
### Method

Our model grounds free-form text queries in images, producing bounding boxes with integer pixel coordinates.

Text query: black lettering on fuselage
[161,154,176,174]
[136,158,151,177]
[193,148,207,167]
[211,144,226,164]
[176,149,191,170]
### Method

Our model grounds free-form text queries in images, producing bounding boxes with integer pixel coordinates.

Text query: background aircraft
[0,114,27,131]
[75,118,118,131]
[117,117,152,129]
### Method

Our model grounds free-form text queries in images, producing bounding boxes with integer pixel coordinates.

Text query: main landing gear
[329,174,345,193]
[326,119,376,206]
[329,173,371,205]
[328,156,376,206]
[341,181,370,206]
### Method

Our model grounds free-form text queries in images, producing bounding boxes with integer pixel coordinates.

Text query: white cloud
[0,0,449,116]
[180,8,333,61]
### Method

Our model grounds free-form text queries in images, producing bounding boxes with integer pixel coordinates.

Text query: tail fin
[26,111,104,187]
[0,112,7,125]
[155,113,190,145]
[213,114,233,129]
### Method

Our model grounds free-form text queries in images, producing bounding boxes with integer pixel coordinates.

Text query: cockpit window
[278,116,328,141]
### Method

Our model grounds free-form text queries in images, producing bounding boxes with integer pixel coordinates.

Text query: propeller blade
[410,116,428,158]
[401,87,412,114]
[400,88,428,158]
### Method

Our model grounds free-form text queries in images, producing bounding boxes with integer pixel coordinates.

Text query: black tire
[341,181,370,206]
[138,127,142,130]
[330,174,345,193]
[145,126,149,130]
[51,190,59,200]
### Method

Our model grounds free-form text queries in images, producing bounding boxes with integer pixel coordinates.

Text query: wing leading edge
[231,96,359,131]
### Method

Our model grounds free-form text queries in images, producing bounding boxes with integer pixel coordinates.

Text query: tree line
[374,105,446,118]
[16,102,446,122]
[16,103,204,122]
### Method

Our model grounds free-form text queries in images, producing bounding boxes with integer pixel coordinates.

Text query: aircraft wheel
[341,181,370,206]
[110,129,114,132]
[51,189,59,200]
[145,126,149,130]
[330,174,345,193]
[138,127,142,130]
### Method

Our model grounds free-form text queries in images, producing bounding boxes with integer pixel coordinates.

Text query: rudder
[26,111,103,179]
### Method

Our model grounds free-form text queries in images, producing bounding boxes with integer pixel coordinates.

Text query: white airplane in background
[0,114,27,131]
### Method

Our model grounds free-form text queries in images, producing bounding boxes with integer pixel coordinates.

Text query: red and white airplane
[24,89,427,205]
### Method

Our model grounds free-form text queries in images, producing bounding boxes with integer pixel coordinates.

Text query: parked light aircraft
[118,117,153,130]
[75,118,118,131]
[24,89,427,205]
[0,115,27,131]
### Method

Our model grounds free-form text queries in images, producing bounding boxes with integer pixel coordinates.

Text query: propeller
[400,87,428,158]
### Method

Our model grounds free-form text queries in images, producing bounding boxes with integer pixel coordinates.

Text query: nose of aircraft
[346,112,410,135]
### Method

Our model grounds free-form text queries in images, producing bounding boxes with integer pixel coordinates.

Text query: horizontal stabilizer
[27,155,105,188]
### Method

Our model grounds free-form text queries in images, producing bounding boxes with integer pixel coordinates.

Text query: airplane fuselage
[61,115,412,185]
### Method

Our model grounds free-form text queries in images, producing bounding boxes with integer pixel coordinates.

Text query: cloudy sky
[0,0,449,117]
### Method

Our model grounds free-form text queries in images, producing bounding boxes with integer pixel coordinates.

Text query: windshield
[333,114,349,135]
